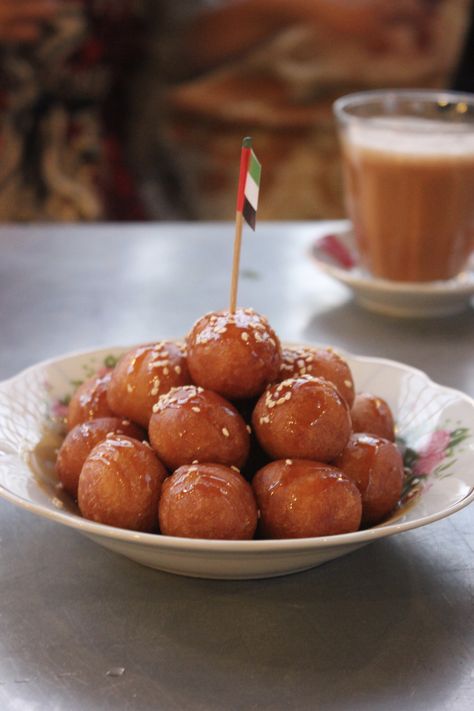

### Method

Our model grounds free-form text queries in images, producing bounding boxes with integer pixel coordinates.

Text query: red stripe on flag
[236,147,251,212]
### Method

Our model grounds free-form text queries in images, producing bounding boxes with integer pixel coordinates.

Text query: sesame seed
[246,425,252,433]
[163,367,169,375]
[231,466,240,472]
[222,427,230,437]
[174,365,182,374]
[150,377,161,396]
[285,459,293,465]
[127,384,134,393]
[192,406,201,413]
[344,379,353,388]
[241,332,249,342]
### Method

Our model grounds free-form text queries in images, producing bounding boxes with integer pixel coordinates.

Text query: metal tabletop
[0,222,473,711]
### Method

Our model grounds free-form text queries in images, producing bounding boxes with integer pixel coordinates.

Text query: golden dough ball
[159,463,258,540]
[107,341,191,428]
[252,375,351,462]
[56,417,145,499]
[279,345,355,407]
[149,385,250,471]
[67,372,114,431]
[186,308,281,399]
[78,434,167,531]
[252,459,362,538]
[333,433,404,525]
[351,393,396,441]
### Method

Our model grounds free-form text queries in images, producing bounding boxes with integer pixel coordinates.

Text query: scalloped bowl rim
[1,343,473,555]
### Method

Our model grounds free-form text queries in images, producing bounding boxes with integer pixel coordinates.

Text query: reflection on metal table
[0,222,473,711]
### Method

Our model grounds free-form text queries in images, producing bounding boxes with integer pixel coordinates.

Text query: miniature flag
[236,137,261,230]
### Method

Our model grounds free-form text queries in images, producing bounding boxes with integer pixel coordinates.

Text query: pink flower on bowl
[413,429,451,477]
[51,400,69,420]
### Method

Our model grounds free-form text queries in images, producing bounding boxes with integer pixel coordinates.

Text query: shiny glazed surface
[149,385,250,470]
[159,463,257,540]
[186,308,281,399]
[253,460,362,538]
[107,341,190,427]
[252,375,352,461]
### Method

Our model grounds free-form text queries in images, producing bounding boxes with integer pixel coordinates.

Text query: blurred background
[0,0,472,223]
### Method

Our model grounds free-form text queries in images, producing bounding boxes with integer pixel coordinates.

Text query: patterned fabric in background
[0,0,473,223]
[0,0,146,222]
[155,0,473,221]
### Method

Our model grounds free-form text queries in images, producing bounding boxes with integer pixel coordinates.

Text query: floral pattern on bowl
[48,354,119,423]
[399,426,470,505]
[0,345,473,579]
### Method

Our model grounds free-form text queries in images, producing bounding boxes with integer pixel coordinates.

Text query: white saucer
[311,229,474,318]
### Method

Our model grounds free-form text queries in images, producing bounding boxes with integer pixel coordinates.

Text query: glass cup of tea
[333,90,474,283]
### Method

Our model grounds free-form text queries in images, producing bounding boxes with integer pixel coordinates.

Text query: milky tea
[340,116,474,282]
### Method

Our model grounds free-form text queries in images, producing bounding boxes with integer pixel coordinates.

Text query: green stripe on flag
[249,150,261,186]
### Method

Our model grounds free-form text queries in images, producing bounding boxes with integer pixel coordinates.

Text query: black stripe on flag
[243,197,257,231]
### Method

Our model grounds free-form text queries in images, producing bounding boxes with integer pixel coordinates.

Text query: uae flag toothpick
[230,137,262,313]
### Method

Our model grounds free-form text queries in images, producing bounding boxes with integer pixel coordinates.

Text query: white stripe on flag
[244,173,259,211]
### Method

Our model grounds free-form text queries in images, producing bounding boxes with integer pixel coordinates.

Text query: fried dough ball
[67,372,114,431]
[278,345,355,407]
[252,375,351,462]
[186,308,281,399]
[56,417,145,499]
[252,460,362,538]
[351,393,396,442]
[334,433,404,525]
[159,463,258,540]
[107,341,191,428]
[148,385,250,470]
[78,435,167,531]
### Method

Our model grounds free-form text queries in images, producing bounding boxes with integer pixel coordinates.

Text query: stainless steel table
[0,222,473,711]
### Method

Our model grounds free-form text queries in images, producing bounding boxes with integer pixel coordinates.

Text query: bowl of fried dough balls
[1,306,473,579]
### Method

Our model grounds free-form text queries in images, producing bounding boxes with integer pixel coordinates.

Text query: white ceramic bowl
[0,346,473,579]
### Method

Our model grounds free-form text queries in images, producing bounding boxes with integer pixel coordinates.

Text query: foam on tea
[342,116,474,282]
